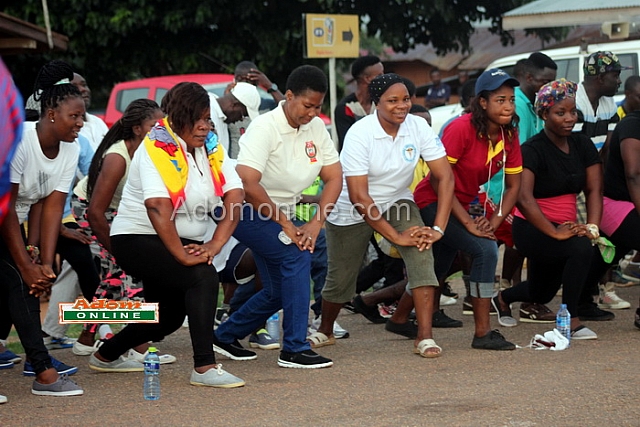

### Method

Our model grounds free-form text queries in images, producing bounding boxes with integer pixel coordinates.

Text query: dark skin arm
[421,156,455,248]
[185,188,244,261]
[301,162,342,250]
[87,153,127,252]
[346,163,434,251]
[621,137,640,215]
[430,168,496,240]
[516,169,579,240]
[487,172,521,232]
[145,197,210,266]
[0,185,58,296]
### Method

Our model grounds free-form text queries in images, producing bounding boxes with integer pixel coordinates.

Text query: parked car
[105,73,332,128]
[104,74,233,127]
[429,39,640,135]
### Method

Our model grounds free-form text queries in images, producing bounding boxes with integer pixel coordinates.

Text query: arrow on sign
[342,28,353,43]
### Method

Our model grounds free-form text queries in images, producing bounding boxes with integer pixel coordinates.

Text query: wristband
[586,223,599,240]
[26,245,40,257]
[432,226,445,236]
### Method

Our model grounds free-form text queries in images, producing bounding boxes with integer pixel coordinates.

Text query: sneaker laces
[215,364,224,375]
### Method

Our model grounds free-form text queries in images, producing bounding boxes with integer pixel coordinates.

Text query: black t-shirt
[522,131,601,199]
[604,111,640,201]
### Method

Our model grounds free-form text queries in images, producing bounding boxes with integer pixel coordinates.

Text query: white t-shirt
[111,137,243,240]
[328,112,446,226]
[209,94,230,154]
[237,102,340,219]
[80,112,109,151]
[10,127,79,223]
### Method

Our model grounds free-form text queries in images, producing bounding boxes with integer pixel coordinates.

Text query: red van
[104,74,234,127]
[104,73,332,128]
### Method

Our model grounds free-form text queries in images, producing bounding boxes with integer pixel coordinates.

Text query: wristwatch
[267,83,278,93]
[432,226,445,236]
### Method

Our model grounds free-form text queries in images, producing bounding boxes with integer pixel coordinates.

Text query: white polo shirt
[10,127,79,224]
[111,137,243,241]
[80,112,109,151]
[328,112,446,226]
[237,102,340,219]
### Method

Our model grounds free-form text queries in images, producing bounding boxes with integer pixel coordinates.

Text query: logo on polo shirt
[305,141,317,163]
[402,144,417,162]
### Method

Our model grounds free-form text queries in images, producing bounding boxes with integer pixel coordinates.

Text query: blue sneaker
[0,360,14,370]
[43,336,76,350]
[0,349,21,364]
[23,357,78,377]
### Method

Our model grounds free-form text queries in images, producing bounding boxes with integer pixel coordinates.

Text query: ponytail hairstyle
[86,98,162,199]
[469,90,519,144]
[32,60,81,118]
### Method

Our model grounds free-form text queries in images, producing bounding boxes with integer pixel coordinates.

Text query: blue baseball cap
[475,68,519,94]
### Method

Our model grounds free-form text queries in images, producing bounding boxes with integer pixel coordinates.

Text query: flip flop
[413,338,442,358]
[306,331,336,348]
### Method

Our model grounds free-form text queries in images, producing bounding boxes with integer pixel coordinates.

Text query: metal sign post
[303,14,359,146]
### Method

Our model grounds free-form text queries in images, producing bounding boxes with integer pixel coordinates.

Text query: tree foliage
[4,0,546,107]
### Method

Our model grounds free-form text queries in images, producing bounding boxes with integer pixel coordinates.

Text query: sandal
[413,338,442,358]
[306,331,336,348]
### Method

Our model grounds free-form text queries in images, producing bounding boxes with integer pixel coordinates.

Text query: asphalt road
[1,279,638,427]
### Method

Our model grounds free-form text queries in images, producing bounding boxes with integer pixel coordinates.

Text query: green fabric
[294,176,323,222]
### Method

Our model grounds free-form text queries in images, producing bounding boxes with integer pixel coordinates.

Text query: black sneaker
[277,350,333,369]
[352,295,386,324]
[462,296,497,316]
[441,282,458,299]
[471,330,516,351]
[214,307,229,326]
[634,307,640,330]
[384,319,417,339]
[342,301,356,314]
[577,303,615,321]
[212,335,257,361]
[432,309,463,328]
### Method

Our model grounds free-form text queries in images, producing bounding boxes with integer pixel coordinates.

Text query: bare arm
[583,162,603,227]
[516,169,574,240]
[346,175,427,249]
[145,197,208,266]
[488,172,521,231]
[87,153,127,252]
[621,137,640,215]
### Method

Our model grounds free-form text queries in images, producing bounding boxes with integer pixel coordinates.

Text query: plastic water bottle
[556,304,571,346]
[143,347,160,400]
[266,312,280,341]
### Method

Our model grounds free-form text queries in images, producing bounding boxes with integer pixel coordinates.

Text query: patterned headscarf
[368,73,405,104]
[534,79,578,118]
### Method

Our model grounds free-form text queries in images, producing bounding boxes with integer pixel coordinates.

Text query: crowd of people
[0,47,639,401]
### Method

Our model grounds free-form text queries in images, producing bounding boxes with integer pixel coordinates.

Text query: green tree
[5,0,546,107]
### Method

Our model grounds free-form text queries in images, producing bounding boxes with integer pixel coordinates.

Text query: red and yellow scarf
[144,117,226,209]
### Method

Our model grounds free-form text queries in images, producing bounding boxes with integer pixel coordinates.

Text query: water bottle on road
[143,347,160,400]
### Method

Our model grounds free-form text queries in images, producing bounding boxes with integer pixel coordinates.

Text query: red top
[414,114,522,210]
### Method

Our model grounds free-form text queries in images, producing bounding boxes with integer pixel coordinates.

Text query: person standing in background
[334,55,384,151]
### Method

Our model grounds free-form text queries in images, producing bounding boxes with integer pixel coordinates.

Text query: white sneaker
[127,348,177,364]
[308,316,350,339]
[598,283,631,310]
[72,340,102,356]
[0,394,7,404]
[439,294,457,306]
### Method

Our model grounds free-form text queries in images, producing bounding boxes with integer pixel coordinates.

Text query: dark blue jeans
[421,203,498,298]
[216,205,312,353]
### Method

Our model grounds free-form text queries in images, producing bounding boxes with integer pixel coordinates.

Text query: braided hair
[32,60,82,118]
[86,98,162,199]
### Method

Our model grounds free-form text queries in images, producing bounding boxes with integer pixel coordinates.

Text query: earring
[51,119,55,123]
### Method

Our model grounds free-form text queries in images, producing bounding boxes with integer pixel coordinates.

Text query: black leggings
[99,234,219,368]
[502,217,596,317]
[56,222,100,300]
[581,209,640,303]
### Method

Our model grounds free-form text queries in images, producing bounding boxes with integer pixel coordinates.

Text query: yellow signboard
[304,14,359,58]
